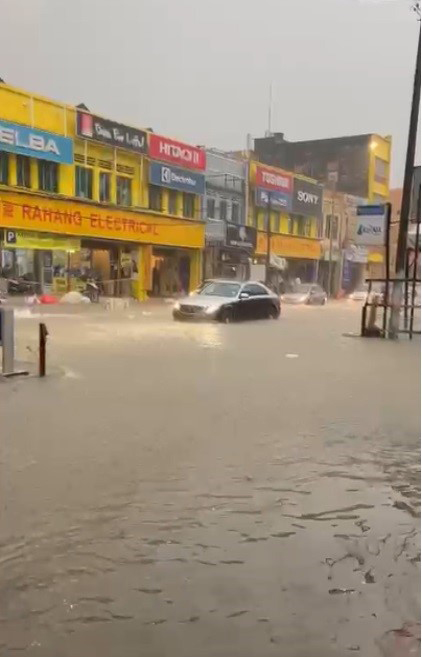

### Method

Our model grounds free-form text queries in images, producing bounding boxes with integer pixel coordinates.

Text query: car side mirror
[239,292,250,299]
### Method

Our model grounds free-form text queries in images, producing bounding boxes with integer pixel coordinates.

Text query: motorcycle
[81,278,100,303]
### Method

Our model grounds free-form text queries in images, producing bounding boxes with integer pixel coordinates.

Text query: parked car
[173,280,280,322]
[348,283,384,303]
[280,283,327,305]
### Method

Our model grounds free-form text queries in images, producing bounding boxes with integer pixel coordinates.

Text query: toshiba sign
[149,134,206,171]
[255,164,292,193]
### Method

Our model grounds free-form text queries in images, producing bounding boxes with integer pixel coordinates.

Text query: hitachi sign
[158,141,201,166]
[0,127,60,155]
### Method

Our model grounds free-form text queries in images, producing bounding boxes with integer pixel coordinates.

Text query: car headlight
[173,302,180,310]
[205,304,220,314]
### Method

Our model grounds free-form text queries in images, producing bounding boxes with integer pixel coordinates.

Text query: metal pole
[266,193,271,285]
[404,249,410,329]
[390,29,421,337]
[39,323,48,377]
[409,187,421,339]
[383,202,392,336]
[1,308,14,375]
[327,188,335,297]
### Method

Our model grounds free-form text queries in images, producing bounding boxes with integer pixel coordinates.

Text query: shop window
[75,166,93,199]
[183,192,195,218]
[16,155,31,188]
[325,215,339,240]
[149,185,162,211]
[0,152,9,184]
[220,199,228,221]
[287,215,294,234]
[304,218,312,237]
[272,214,280,233]
[38,160,58,193]
[232,202,240,224]
[296,218,305,236]
[99,171,110,203]
[207,197,215,219]
[117,176,132,206]
[168,189,178,214]
[374,157,388,183]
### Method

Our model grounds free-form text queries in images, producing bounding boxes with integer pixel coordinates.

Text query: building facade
[254,132,391,203]
[248,160,323,289]
[203,150,252,280]
[0,84,205,299]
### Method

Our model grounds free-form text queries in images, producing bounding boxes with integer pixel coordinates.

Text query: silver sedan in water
[173,280,281,322]
[281,283,328,305]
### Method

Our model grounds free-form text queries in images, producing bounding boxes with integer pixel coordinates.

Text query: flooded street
[0,303,420,656]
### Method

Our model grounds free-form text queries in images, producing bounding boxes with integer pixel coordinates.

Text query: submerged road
[0,302,420,656]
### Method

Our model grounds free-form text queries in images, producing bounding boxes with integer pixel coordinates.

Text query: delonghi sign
[149,161,205,194]
[355,204,386,246]
[0,120,73,164]
[76,112,147,154]
[292,177,323,218]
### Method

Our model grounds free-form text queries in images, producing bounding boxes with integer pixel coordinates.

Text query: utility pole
[327,191,335,297]
[266,192,271,285]
[389,29,421,338]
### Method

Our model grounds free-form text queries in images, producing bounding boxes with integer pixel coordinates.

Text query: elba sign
[149,134,206,171]
[0,120,73,164]
[150,161,205,194]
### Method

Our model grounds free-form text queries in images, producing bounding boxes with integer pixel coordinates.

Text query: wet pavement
[0,302,420,656]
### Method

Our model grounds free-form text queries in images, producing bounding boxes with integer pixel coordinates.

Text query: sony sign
[0,120,73,164]
[297,191,319,205]
[292,177,323,218]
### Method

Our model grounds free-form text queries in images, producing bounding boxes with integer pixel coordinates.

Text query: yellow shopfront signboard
[0,192,204,249]
[4,229,80,251]
[256,232,321,260]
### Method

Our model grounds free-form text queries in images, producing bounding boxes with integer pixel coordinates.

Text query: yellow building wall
[0,83,204,233]
[368,134,391,201]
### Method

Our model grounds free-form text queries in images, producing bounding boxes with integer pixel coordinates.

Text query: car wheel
[220,307,233,323]
[321,297,327,306]
[269,305,280,319]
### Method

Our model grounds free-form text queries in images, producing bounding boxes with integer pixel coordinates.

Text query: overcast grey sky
[1,0,419,185]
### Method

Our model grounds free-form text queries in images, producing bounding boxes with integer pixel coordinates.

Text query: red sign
[149,134,206,171]
[255,164,292,193]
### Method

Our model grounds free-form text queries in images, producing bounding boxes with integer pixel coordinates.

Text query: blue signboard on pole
[0,119,73,164]
[150,161,205,194]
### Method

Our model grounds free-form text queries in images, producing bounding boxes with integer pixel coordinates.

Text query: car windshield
[294,284,313,293]
[197,282,241,297]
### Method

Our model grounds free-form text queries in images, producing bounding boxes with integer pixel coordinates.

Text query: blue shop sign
[0,120,73,164]
[255,187,291,211]
[150,161,205,195]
